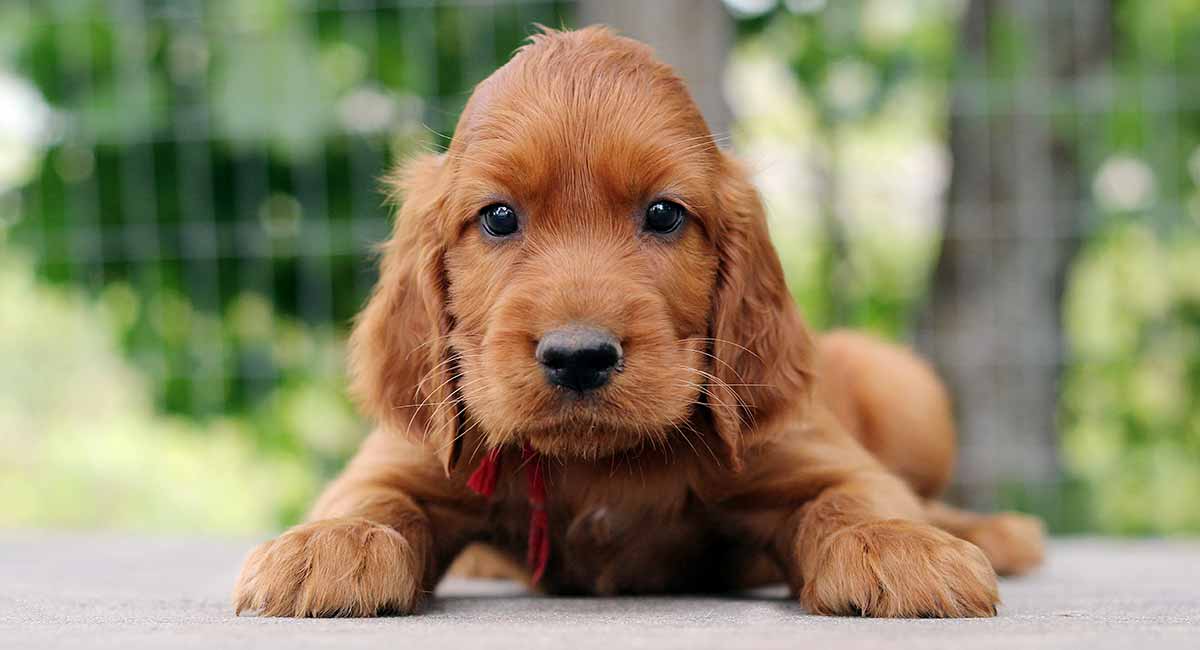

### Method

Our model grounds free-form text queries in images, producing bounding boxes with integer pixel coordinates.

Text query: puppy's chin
[519,398,692,459]
[521,424,662,460]
[462,374,700,460]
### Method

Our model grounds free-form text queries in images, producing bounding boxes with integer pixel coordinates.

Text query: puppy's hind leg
[925,501,1046,576]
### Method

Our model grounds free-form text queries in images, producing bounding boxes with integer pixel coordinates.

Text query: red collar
[465,444,550,584]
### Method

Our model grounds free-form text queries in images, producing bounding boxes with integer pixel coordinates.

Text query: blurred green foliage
[0,0,1197,534]
[730,0,954,334]
[1,0,570,532]
[5,0,570,420]
[736,0,1200,534]
[1058,0,1200,533]
[0,242,324,530]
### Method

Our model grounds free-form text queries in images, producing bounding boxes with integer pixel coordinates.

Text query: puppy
[233,26,1044,618]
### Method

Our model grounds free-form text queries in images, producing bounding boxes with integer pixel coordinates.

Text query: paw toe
[966,513,1046,576]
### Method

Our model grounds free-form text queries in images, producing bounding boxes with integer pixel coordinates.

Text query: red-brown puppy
[233,26,1044,619]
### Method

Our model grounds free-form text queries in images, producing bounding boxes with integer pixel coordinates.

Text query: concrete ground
[1,533,1197,649]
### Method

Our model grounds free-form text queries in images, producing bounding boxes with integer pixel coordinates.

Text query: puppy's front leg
[747,411,999,617]
[233,431,479,617]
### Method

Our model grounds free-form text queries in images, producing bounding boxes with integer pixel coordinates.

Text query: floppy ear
[348,153,462,474]
[706,154,814,471]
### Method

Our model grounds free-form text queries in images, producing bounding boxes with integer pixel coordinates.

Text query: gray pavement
[1,532,1197,649]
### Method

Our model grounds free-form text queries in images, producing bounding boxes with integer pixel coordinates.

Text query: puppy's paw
[962,512,1046,576]
[801,520,999,618]
[233,517,427,617]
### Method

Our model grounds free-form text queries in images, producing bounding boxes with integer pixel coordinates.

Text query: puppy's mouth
[457,327,706,458]
[519,387,631,430]
[503,374,701,459]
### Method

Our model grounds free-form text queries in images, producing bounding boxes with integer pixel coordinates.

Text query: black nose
[536,326,622,392]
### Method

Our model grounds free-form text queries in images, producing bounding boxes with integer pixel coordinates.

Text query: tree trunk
[919,0,1112,509]
[576,0,733,139]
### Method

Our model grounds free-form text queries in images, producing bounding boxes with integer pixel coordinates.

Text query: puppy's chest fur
[481,455,762,595]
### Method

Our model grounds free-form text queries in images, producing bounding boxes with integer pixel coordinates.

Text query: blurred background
[1,0,1197,536]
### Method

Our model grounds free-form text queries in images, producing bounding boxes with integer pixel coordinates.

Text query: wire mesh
[4,0,1199,533]
[9,0,575,418]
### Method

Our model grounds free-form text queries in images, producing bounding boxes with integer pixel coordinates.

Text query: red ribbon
[465,447,502,496]
[465,444,550,584]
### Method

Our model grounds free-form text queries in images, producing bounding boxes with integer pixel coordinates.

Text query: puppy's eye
[644,200,686,235]
[480,203,519,238]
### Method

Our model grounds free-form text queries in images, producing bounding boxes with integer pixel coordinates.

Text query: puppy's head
[351,27,811,472]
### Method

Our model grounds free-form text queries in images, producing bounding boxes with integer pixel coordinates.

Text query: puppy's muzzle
[536,326,622,393]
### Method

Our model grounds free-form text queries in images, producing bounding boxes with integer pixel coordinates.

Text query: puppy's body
[234,27,1044,619]
[445,331,1039,595]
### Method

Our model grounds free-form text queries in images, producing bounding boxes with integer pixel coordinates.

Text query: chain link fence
[3,0,1198,533]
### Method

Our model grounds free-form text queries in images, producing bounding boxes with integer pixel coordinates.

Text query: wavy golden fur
[233,26,1044,619]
